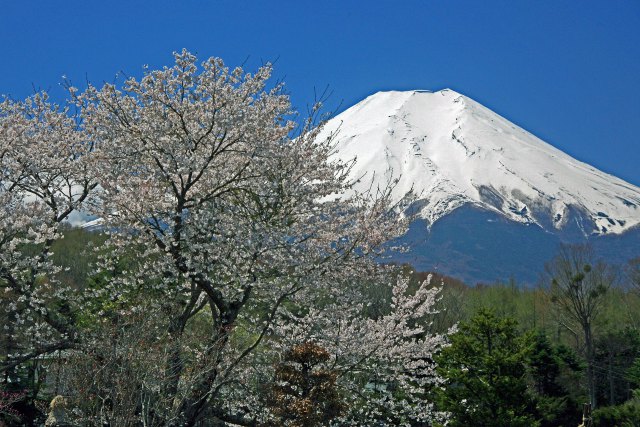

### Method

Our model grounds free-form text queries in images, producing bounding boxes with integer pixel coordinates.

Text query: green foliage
[50,226,107,290]
[592,389,640,427]
[595,328,640,406]
[528,331,582,426]
[628,359,640,389]
[529,331,565,397]
[442,279,555,333]
[436,308,539,427]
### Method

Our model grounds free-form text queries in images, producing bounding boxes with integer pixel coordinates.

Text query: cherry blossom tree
[2,50,448,426]
[77,49,423,425]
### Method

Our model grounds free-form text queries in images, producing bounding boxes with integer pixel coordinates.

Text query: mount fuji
[318,89,640,284]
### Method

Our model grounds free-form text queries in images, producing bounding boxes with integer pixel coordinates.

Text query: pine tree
[436,309,538,427]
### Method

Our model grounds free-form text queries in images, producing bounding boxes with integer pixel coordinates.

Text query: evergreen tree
[528,331,582,427]
[436,309,538,427]
[264,342,343,427]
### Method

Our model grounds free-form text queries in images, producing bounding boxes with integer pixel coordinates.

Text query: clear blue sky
[1,1,638,185]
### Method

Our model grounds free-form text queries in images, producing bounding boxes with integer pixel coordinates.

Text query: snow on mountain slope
[318,89,640,235]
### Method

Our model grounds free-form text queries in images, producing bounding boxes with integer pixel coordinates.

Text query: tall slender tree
[546,244,614,409]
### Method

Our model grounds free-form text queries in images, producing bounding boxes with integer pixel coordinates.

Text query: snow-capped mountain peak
[319,89,640,235]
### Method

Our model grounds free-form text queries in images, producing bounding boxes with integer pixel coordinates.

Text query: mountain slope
[319,89,640,236]
[391,205,640,285]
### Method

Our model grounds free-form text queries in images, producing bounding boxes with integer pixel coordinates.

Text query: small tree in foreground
[264,342,343,427]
